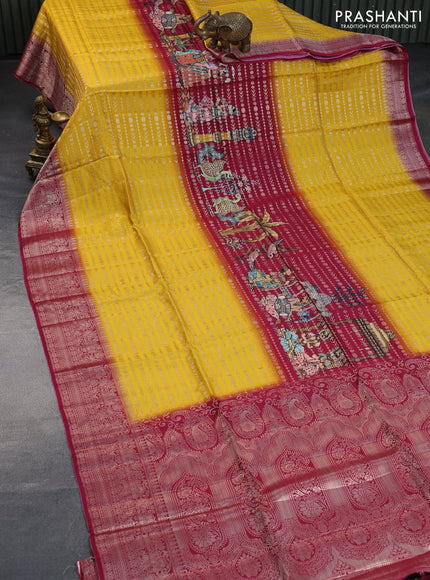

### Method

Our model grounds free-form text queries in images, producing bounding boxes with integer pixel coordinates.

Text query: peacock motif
[211,193,246,216]
[199,158,233,182]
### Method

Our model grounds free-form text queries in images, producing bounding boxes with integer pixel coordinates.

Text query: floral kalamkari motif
[144,0,395,379]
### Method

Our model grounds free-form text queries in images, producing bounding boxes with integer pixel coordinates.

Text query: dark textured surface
[0,60,92,580]
[0,45,429,580]
[406,43,430,152]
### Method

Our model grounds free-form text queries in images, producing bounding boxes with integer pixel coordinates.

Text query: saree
[16,0,430,577]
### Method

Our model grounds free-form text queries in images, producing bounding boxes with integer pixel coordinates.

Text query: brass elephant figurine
[194,10,252,53]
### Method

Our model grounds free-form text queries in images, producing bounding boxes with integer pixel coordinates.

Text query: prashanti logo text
[335,10,422,29]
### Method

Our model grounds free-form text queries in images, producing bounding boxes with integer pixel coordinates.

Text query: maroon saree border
[216,34,399,64]
[18,156,112,578]
[383,46,430,189]
[15,34,76,114]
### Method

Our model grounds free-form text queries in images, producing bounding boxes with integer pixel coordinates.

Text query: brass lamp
[25,86,71,179]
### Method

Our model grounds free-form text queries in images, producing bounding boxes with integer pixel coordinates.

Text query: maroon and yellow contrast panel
[17,0,430,577]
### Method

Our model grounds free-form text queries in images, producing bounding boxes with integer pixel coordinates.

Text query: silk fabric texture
[16,0,430,577]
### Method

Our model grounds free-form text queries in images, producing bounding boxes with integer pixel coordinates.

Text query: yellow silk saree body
[17,0,430,577]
